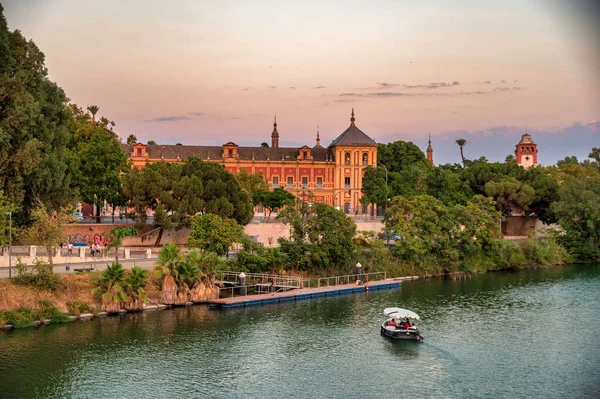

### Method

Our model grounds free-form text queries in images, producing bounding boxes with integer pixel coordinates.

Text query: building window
[272,176,279,188]
[136,148,142,157]
[345,152,351,165]
[287,176,294,188]
[227,149,233,157]
[303,151,307,160]
[344,176,351,189]
[301,176,308,189]
[362,153,368,165]
[316,176,323,189]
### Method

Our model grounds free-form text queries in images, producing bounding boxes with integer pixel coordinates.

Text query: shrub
[13,259,60,291]
[38,301,71,324]
[2,307,39,329]
[66,300,94,316]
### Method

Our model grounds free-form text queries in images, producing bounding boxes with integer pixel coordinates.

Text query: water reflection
[1,264,599,399]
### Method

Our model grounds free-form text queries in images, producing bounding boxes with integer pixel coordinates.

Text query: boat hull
[380,325,423,341]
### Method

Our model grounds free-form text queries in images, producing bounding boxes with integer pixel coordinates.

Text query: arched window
[362,153,368,165]
[344,152,351,165]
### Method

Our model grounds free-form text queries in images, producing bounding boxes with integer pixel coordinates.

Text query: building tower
[426,134,434,165]
[515,127,537,168]
[271,116,279,148]
[315,126,322,147]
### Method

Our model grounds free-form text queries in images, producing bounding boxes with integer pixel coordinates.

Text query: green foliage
[66,300,94,316]
[360,166,388,207]
[551,163,600,261]
[13,259,60,291]
[93,262,127,306]
[277,202,357,271]
[0,190,18,246]
[188,214,244,256]
[484,177,535,217]
[107,226,136,260]
[122,157,253,227]
[456,139,468,165]
[0,6,78,222]
[25,202,71,265]
[125,266,149,302]
[384,195,501,272]
[234,239,288,273]
[0,307,39,328]
[235,169,269,201]
[68,104,129,217]
[38,300,71,324]
[126,134,137,144]
[252,187,295,219]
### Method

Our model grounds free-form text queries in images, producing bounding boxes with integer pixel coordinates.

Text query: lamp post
[377,162,388,188]
[6,211,12,278]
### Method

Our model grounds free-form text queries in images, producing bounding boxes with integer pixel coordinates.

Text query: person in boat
[388,319,396,328]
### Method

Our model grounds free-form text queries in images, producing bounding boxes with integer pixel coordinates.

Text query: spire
[426,134,434,165]
[350,108,356,126]
[316,125,321,147]
[271,114,279,148]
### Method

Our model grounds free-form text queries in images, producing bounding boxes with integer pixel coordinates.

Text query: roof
[328,124,377,147]
[121,144,332,162]
[518,133,535,145]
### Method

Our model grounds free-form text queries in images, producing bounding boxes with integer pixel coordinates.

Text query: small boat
[380,307,423,341]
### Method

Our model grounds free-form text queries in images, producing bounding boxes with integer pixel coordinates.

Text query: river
[1,264,599,398]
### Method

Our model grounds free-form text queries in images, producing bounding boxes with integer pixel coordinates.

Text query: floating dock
[208,279,402,310]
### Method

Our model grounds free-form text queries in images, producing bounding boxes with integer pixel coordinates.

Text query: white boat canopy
[383,307,421,320]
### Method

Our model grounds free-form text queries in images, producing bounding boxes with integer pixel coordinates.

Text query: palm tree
[94,262,127,313]
[155,244,183,305]
[185,250,222,302]
[455,139,468,166]
[87,105,99,122]
[123,266,149,311]
[107,227,136,261]
[147,140,156,145]
[126,134,137,145]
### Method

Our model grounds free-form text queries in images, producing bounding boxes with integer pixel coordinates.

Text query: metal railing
[214,271,387,298]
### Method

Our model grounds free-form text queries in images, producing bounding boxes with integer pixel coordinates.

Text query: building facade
[121,110,378,215]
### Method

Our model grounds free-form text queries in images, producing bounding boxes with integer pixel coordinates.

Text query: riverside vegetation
[0,5,597,329]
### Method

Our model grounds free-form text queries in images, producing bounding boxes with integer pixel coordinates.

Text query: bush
[66,300,95,316]
[13,259,60,291]
[1,307,39,328]
[38,300,71,324]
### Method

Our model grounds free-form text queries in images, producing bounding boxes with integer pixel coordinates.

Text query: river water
[1,264,599,398]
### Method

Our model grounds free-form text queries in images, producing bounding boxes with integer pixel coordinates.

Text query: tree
[0,191,18,249]
[277,202,357,270]
[360,166,388,209]
[551,165,600,261]
[87,105,99,121]
[376,141,431,174]
[154,244,219,305]
[484,177,535,216]
[25,202,71,266]
[126,134,137,145]
[235,169,269,201]
[261,142,269,148]
[147,140,157,145]
[123,266,149,311]
[252,188,295,220]
[188,214,245,256]
[425,166,472,206]
[0,6,78,224]
[68,105,129,223]
[93,262,127,313]
[107,226,136,261]
[455,139,468,166]
[505,154,516,163]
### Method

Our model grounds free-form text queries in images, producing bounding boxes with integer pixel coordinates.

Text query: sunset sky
[3,0,599,165]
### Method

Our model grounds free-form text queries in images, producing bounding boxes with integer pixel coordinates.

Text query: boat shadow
[382,337,422,359]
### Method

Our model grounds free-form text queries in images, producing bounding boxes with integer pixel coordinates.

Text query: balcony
[301,184,309,189]
[271,183,280,189]
[286,184,294,189]
[315,184,323,189]
[344,184,351,189]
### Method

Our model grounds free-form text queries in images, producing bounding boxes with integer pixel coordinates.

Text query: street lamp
[6,211,11,278]
[377,162,388,188]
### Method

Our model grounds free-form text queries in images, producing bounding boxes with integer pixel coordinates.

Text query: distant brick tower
[426,135,434,165]
[515,128,537,168]
[271,116,279,148]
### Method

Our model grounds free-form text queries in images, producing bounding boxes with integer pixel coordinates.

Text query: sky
[3,0,599,165]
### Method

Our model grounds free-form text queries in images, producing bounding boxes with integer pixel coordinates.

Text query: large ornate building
[121,110,379,215]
